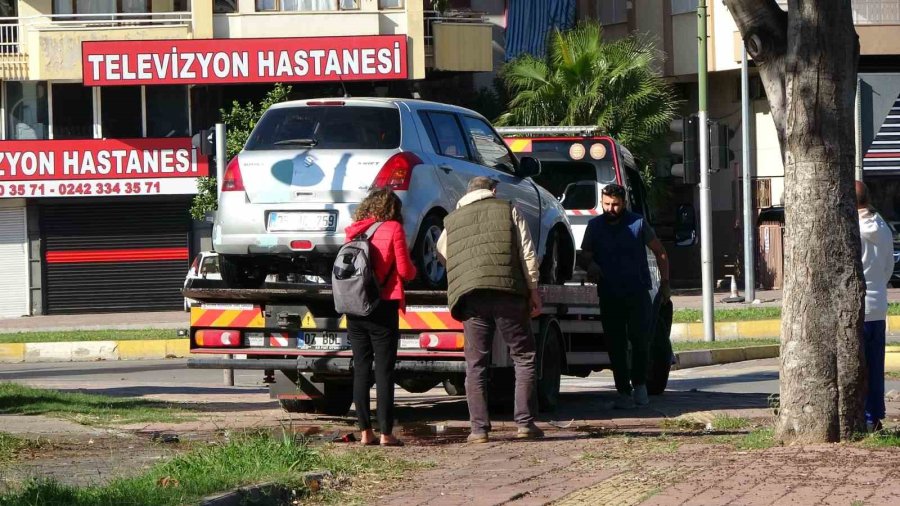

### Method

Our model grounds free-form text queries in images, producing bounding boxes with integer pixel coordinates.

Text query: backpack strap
[360,221,384,240]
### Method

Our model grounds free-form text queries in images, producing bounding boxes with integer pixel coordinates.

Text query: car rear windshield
[245,105,401,151]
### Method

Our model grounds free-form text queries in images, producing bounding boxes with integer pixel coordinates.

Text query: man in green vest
[437,176,543,444]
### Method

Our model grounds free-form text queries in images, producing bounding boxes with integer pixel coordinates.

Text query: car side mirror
[517,156,541,178]
[675,204,698,247]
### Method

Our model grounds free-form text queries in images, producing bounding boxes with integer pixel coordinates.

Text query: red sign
[0,138,208,198]
[82,35,408,86]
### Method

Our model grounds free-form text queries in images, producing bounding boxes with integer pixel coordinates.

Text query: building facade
[0,0,493,316]
[581,0,900,288]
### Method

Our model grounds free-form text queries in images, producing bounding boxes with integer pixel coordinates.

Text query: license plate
[268,212,336,232]
[300,331,348,350]
[399,337,420,349]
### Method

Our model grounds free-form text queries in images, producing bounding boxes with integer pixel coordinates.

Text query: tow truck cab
[499,127,652,251]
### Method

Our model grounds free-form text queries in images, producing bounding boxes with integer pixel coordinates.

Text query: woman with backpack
[341,188,417,446]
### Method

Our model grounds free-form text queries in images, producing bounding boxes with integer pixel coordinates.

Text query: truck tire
[537,322,563,412]
[279,398,316,413]
[397,377,440,394]
[443,376,466,396]
[647,299,674,395]
[219,254,266,289]
[315,381,353,416]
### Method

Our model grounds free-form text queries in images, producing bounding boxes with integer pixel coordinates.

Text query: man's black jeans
[599,291,653,395]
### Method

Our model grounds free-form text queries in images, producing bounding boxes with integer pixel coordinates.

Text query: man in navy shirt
[578,184,670,408]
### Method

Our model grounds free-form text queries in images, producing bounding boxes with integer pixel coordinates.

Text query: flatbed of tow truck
[185,279,673,415]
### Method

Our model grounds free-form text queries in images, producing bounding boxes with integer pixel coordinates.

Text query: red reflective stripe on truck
[46,247,189,263]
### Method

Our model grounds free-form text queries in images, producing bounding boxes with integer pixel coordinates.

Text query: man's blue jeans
[863,320,886,423]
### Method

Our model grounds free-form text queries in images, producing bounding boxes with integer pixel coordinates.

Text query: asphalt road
[2,358,896,401]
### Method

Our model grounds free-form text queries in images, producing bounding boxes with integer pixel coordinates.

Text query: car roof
[267,97,483,117]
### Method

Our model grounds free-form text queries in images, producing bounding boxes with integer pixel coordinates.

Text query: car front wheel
[412,214,447,289]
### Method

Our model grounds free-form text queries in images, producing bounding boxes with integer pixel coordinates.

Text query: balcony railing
[0,12,191,56]
[775,0,900,25]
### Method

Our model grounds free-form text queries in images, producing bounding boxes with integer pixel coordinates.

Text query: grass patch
[0,432,417,506]
[0,432,40,464]
[859,428,900,449]
[672,339,778,352]
[0,383,193,425]
[886,371,900,380]
[673,307,782,323]
[889,303,900,316]
[659,418,705,431]
[735,428,776,450]
[0,329,179,344]
[710,415,752,431]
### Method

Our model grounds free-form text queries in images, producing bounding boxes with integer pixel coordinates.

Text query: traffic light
[708,121,735,172]
[670,115,699,184]
[192,128,215,156]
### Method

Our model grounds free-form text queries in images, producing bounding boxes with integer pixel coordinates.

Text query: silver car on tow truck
[212,98,575,288]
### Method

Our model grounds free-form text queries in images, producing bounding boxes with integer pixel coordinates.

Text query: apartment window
[379,0,402,8]
[255,0,359,11]
[598,0,627,25]
[671,0,699,15]
[53,0,188,14]
[146,86,189,137]
[101,86,142,138]
[214,0,236,12]
[5,81,49,140]
[52,83,94,139]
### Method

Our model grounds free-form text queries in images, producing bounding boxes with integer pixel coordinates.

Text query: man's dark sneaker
[467,432,489,444]
[614,393,636,409]
[516,423,544,439]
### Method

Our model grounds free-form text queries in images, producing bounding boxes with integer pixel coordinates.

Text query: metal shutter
[0,207,28,317]
[41,200,191,314]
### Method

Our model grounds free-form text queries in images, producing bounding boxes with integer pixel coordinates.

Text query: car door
[417,110,488,204]
[458,115,543,248]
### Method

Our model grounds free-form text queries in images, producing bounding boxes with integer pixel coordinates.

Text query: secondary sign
[0,138,208,198]
[82,35,408,86]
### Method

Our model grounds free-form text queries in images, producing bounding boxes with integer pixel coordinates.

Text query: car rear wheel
[412,214,447,289]
[219,255,266,289]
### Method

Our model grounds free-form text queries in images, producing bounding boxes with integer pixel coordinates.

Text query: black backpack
[332,222,387,316]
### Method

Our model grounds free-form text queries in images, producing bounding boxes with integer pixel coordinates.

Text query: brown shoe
[467,432,489,444]
[516,423,544,439]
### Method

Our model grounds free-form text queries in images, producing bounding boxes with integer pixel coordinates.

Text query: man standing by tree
[856,181,894,432]
[578,184,670,408]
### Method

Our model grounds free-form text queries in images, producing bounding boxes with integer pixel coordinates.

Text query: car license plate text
[300,332,348,350]
[268,212,336,232]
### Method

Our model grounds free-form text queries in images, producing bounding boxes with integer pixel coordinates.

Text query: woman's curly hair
[353,187,403,223]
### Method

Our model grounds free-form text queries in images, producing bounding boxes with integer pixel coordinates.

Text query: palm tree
[496,22,679,163]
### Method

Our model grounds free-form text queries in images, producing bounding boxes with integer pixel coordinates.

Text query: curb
[671,315,900,340]
[0,339,190,363]
[673,345,780,370]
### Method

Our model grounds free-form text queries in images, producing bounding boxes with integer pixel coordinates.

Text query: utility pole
[698,0,715,342]
[215,122,234,386]
[741,48,755,303]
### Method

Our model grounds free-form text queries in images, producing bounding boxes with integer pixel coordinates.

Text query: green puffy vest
[444,198,528,320]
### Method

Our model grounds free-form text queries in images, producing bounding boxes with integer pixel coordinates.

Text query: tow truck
[186,127,674,414]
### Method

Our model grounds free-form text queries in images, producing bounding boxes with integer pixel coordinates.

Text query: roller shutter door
[0,207,28,317]
[41,201,190,313]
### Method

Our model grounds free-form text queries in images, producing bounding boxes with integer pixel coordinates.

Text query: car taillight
[373,152,423,191]
[419,332,465,351]
[222,157,244,192]
[195,329,242,348]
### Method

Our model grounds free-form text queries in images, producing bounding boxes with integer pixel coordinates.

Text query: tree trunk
[724,0,866,442]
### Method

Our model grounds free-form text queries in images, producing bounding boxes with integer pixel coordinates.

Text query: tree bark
[724,0,866,442]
